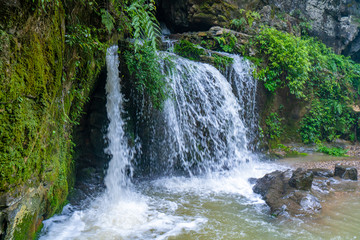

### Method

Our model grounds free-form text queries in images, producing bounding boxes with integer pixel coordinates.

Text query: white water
[40,47,360,239]
[103,45,133,200]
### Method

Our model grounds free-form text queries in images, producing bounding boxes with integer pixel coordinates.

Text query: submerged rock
[334,164,358,180]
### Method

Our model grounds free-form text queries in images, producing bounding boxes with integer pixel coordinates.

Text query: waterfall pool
[40,160,360,240]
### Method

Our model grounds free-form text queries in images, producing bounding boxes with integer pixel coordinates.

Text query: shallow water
[40,160,360,240]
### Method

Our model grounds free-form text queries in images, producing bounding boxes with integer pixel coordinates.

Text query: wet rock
[310,168,334,178]
[334,164,358,180]
[253,169,321,216]
[288,168,313,191]
[248,177,258,184]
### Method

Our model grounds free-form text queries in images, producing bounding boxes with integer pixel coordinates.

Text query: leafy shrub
[124,45,170,109]
[265,112,284,140]
[65,25,106,54]
[256,27,311,98]
[300,100,356,143]
[229,9,261,31]
[100,9,115,33]
[126,0,161,51]
[214,32,238,53]
[316,143,348,156]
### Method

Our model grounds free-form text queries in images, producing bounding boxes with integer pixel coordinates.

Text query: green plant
[100,9,115,33]
[265,112,284,140]
[127,0,161,51]
[124,44,170,109]
[300,100,356,143]
[174,40,205,61]
[65,25,106,54]
[246,10,261,27]
[230,18,246,31]
[214,32,237,53]
[316,143,348,156]
[230,9,261,31]
[256,27,311,98]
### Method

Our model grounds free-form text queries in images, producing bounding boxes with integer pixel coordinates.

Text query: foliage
[100,9,115,33]
[174,40,205,61]
[124,44,170,109]
[65,25,107,55]
[299,100,356,143]
[265,113,284,140]
[316,143,348,156]
[230,18,246,32]
[126,0,161,51]
[214,32,238,53]
[32,0,59,10]
[256,27,311,98]
[245,10,261,27]
[256,27,360,100]
[254,27,360,143]
[230,9,261,31]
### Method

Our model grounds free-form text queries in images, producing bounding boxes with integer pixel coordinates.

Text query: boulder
[334,164,358,180]
[288,168,314,190]
[253,169,321,216]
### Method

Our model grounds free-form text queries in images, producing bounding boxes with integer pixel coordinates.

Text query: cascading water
[38,46,355,240]
[226,55,258,150]
[103,45,133,199]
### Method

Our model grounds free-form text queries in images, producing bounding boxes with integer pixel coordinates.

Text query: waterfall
[137,52,257,176]
[226,55,258,150]
[104,45,133,199]
[40,47,270,240]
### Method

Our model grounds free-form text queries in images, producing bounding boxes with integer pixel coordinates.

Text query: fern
[127,0,161,51]
[100,9,115,34]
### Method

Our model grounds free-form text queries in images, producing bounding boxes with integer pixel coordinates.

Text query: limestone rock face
[264,0,360,61]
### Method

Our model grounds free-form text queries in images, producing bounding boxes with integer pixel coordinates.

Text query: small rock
[334,164,358,180]
[288,168,314,191]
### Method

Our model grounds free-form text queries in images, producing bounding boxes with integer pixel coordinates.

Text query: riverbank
[275,144,360,178]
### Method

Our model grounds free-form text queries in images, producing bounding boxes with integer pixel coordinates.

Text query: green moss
[12,212,35,240]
